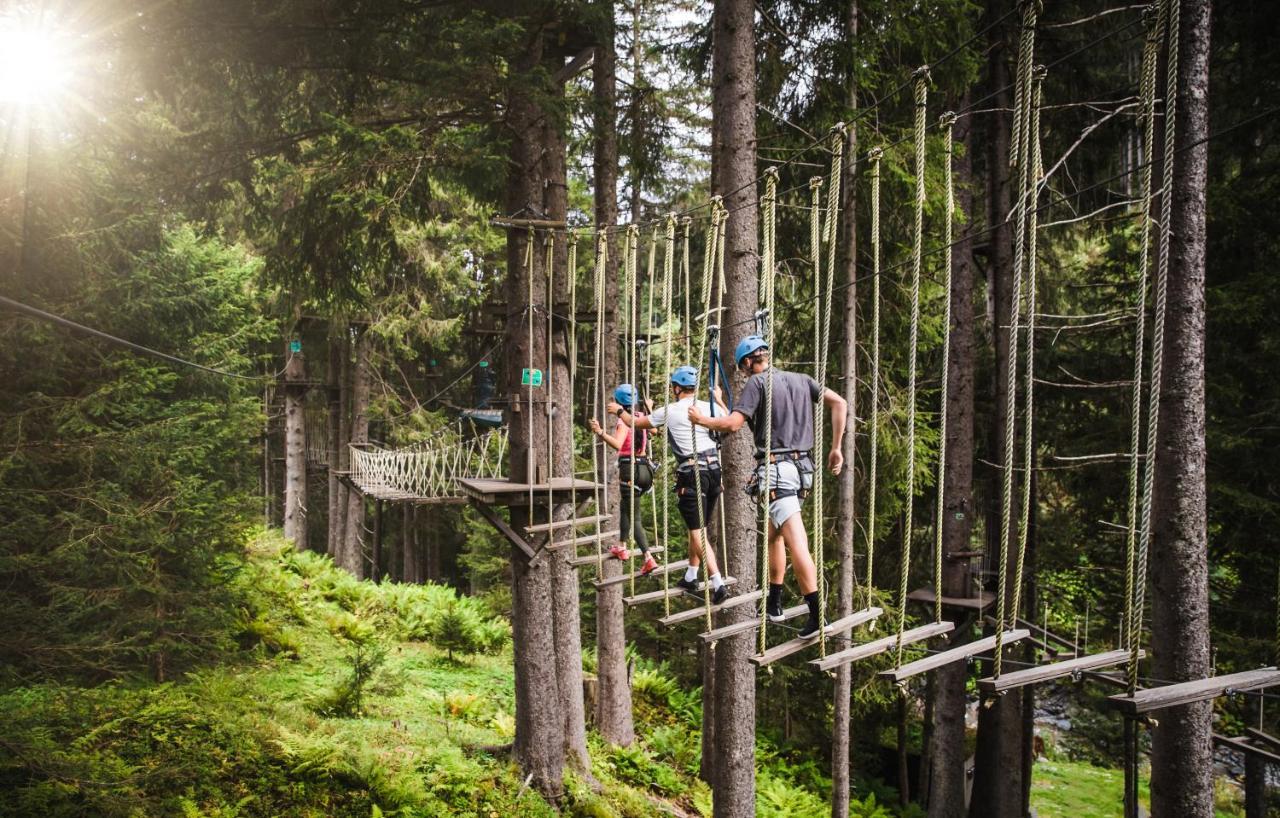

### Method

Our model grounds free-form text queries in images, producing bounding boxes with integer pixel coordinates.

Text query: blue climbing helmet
[670,365,698,389]
[614,383,638,407]
[734,335,769,367]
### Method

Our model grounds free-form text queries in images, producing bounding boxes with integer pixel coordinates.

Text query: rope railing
[348,429,510,502]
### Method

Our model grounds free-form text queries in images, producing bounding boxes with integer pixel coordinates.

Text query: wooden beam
[549,529,621,553]
[552,46,595,84]
[1214,734,1280,766]
[1244,727,1280,756]
[1107,668,1280,715]
[490,217,569,230]
[907,587,996,611]
[469,500,536,561]
[811,621,956,672]
[592,559,690,589]
[879,629,1031,683]
[977,649,1141,695]
[698,603,807,642]
[658,590,765,626]
[624,577,738,607]
[749,608,884,666]
[567,543,659,567]
[526,513,611,535]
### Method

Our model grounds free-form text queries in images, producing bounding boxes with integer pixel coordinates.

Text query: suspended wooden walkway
[346,429,510,504]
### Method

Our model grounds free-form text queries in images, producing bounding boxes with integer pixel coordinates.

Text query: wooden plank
[811,621,956,672]
[879,629,1030,683]
[525,513,611,535]
[1244,728,1280,756]
[658,590,765,626]
[907,587,996,611]
[457,476,603,505]
[548,530,620,553]
[625,577,739,607]
[699,603,808,642]
[593,560,690,589]
[1108,668,1280,715]
[567,544,660,567]
[469,500,535,561]
[977,649,1141,695]
[749,608,884,666]
[1214,734,1280,766]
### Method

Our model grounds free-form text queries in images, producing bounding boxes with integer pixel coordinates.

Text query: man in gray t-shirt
[689,335,846,639]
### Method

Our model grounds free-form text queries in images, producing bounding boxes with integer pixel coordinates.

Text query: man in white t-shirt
[610,365,731,604]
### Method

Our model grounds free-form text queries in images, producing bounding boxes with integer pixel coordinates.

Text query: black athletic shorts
[675,466,722,531]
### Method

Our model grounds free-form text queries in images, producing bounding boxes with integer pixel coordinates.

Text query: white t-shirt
[648,396,719,459]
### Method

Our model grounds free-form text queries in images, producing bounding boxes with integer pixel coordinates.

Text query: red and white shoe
[609,544,630,561]
[639,554,660,576]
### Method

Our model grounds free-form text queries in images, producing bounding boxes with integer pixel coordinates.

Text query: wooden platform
[907,587,996,611]
[593,559,690,589]
[812,621,956,672]
[1107,667,1280,715]
[750,608,884,667]
[977,649,1140,694]
[698,603,807,642]
[879,629,1030,683]
[526,513,611,535]
[458,476,604,506]
[625,577,739,606]
[567,545,662,568]
[658,590,765,626]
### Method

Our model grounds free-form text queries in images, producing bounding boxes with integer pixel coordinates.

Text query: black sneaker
[767,594,786,622]
[712,585,730,605]
[798,615,821,639]
[676,577,702,598]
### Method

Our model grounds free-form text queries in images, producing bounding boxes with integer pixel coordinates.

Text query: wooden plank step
[1244,727,1280,755]
[907,587,996,611]
[977,649,1141,694]
[624,577,739,606]
[812,621,956,672]
[525,513,611,535]
[545,529,620,552]
[699,603,807,642]
[1107,667,1280,715]
[749,607,884,666]
[592,559,690,589]
[658,590,765,626]
[567,545,663,568]
[879,629,1030,683]
[1214,733,1280,765]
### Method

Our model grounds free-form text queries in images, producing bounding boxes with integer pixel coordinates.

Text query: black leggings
[618,457,654,552]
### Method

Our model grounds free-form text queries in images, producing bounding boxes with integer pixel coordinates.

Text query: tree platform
[457,476,603,506]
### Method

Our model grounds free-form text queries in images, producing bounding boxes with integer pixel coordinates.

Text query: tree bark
[929,95,978,818]
[969,1,1024,814]
[327,332,346,558]
[283,340,308,550]
[710,0,759,814]
[505,25,566,801]
[402,504,418,583]
[1149,2,1213,815]
[341,327,370,577]
[592,22,637,748]
[832,3,859,813]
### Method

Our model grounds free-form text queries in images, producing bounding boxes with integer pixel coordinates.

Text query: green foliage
[426,601,505,663]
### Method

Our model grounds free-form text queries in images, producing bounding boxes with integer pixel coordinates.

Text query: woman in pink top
[588,383,657,573]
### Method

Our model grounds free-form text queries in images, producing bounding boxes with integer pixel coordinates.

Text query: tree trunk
[505,27,566,801]
[970,1,1024,814]
[930,95,978,818]
[283,340,308,550]
[1150,2,1213,815]
[832,4,859,813]
[327,332,346,558]
[402,504,418,583]
[341,327,370,577]
[1245,752,1267,818]
[710,0,759,814]
[592,22,637,748]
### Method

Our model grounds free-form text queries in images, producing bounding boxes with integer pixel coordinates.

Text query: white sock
[710,573,724,590]
[684,566,700,583]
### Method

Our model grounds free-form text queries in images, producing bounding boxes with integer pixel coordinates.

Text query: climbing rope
[544,233,555,534]
[1131,0,1180,692]
[758,168,779,657]
[661,215,676,617]
[592,231,609,579]
[894,67,929,667]
[625,225,640,598]
[691,198,724,636]
[934,111,958,626]
[525,229,536,517]
[810,176,826,648]
[568,232,579,547]
[643,226,662,584]
[865,148,884,610]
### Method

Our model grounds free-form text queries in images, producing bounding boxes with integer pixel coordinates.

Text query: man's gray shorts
[754,460,805,528]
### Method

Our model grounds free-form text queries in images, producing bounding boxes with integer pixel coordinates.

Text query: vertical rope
[592,232,609,579]
[757,168,778,657]
[526,229,536,517]
[810,175,826,649]
[934,112,958,625]
[894,68,929,667]
[625,225,640,597]
[682,217,692,354]
[714,210,731,582]
[568,232,578,540]
[1124,5,1162,693]
[1132,0,1180,689]
[692,199,723,637]
[544,234,555,529]
[644,226,660,563]
[816,125,844,655]
[865,148,883,609]
[661,215,676,616]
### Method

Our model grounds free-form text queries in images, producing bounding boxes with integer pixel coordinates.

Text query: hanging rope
[758,168,779,657]
[691,199,724,636]
[526,229,536,517]
[592,231,610,580]
[994,1,1039,676]
[682,218,692,355]
[661,215,677,617]
[865,148,884,610]
[1131,0,1180,691]
[544,233,555,532]
[568,232,579,545]
[643,226,662,575]
[625,225,640,597]
[894,67,929,667]
[934,111,958,626]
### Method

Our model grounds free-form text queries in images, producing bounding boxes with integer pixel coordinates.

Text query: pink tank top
[619,413,648,456]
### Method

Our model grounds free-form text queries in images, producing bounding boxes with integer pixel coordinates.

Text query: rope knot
[763,165,780,181]
[809,176,824,190]
[939,111,958,128]
[1032,64,1048,82]
[912,64,931,83]
[868,146,883,163]
[829,121,847,138]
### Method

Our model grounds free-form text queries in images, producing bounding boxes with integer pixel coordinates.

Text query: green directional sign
[521,368,543,387]
[289,339,302,353]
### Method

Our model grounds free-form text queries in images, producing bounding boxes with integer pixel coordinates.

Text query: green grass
[1032,757,1244,818]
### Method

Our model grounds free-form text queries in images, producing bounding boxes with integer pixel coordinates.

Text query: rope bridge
[348,429,510,503]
